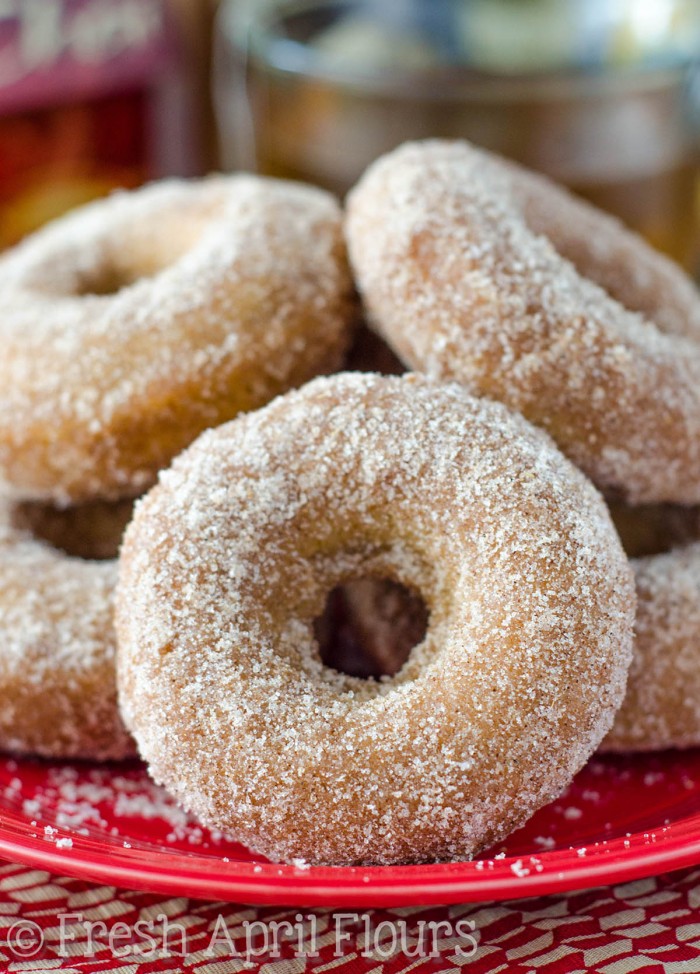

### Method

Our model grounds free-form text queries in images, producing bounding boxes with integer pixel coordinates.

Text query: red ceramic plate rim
[1,804,700,906]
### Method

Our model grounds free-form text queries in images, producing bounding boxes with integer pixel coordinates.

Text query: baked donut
[116,372,634,865]
[0,498,135,760]
[603,504,700,752]
[346,139,700,504]
[0,175,353,505]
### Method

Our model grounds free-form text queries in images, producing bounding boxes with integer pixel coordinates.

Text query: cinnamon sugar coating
[603,506,700,751]
[345,335,700,752]
[0,175,354,505]
[336,497,700,753]
[116,373,634,865]
[346,140,700,504]
[0,499,134,760]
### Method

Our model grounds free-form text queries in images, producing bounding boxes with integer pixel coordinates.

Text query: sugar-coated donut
[0,499,134,760]
[0,175,353,505]
[346,140,700,504]
[604,543,700,752]
[603,505,700,752]
[116,372,634,865]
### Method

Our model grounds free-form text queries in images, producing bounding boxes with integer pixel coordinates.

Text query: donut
[345,139,700,504]
[0,175,353,505]
[116,372,634,865]
[602,504,700,752]
[0,498,135,760]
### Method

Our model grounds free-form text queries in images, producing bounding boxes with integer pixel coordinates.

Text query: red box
[0,0,197,246]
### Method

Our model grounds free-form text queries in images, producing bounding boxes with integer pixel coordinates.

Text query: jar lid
[225,0,700,83]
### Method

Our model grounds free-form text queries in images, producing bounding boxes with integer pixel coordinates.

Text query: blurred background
[1,0,699,271]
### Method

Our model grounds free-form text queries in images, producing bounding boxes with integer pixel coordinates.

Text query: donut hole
[73,234,203,296]
[74,265,144,297]
[12,499,134,561]
[69,213,215,297]
[313,576,428,679]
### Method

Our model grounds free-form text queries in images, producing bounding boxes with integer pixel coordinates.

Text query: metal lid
[223,0,700,84]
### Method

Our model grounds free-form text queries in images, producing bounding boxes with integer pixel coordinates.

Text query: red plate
[0,751,698,906]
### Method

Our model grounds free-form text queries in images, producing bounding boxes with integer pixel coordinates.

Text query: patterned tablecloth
[1,861,700,972]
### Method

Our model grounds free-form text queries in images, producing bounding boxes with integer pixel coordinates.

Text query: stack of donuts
[1,139,699,867]
[0,176,354,760]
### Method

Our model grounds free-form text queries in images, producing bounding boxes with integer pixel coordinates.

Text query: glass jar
[214,0,700,271]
